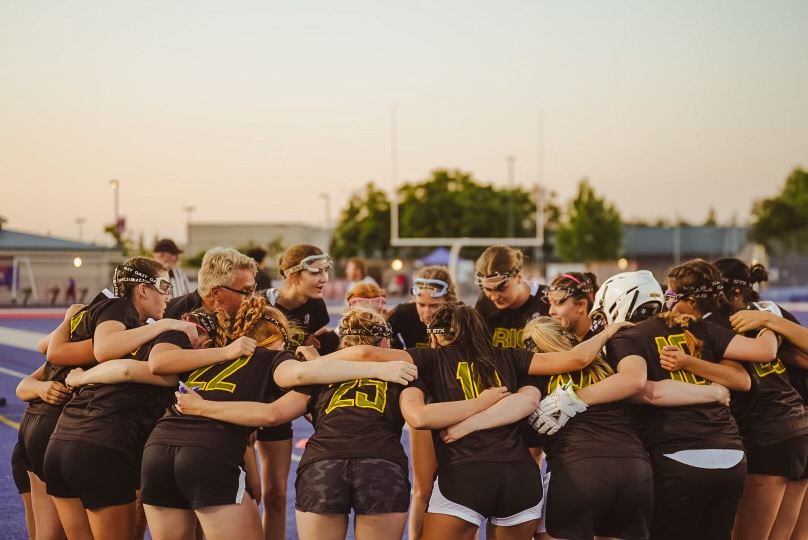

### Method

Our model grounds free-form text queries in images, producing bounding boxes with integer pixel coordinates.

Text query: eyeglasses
[151,277,173,296]
[219,284,257,296]
[284,254,333,277]
[411,278,449,298]
[475,271,515,292]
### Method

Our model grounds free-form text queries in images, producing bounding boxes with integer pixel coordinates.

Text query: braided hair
[231,296,294,349]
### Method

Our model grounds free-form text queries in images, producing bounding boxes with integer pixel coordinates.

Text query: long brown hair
[430,303,501,390]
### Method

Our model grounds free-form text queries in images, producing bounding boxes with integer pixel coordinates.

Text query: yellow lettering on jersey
[547,370,603,393]
[325,379,388,414]
[70,310,86,335]
[129,346,141,359]
[655,333,710,385]
[456,362,503,400]
[186,354,253,392]
[753,359,786,378]
[491,328,524,348]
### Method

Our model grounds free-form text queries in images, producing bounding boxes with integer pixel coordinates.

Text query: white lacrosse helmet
[590,270,664,325]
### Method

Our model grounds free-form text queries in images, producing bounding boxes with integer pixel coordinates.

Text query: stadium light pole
[75,217,86,242]
[183,205,196,246]
[506,155,516,238]
[109,179,121,247]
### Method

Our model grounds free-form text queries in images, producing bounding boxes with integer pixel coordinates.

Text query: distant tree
[703,207,718,226]
[329,182,391,259]
[749,168,808,253]
[556,179,623,262]
[397,169,537,240]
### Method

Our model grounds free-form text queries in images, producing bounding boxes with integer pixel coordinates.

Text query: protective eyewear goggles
[475,271,516,292]
[348,296,387,310]
[664,289,686,310]
[542,287,576,304]
[284,253,333,277]
[113,265,173,296]
[411,278,449,298]
[339,322,393,339]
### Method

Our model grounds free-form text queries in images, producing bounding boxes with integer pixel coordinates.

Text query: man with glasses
[165,247,258,320]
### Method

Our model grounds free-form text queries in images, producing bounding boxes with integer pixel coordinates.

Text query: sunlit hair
[198,247,258,297]
[667,258,726,315]
[657,312,704,360]
[347,282,386,311]
[413,265,458,302]
[430,303,500,390]
[185,309,229,348]
[523,317,613,382]
[278,244,324,280]
[549,272,599,311]
[713,258,769,309]
[339,306,389,348]
[475,245,524,276]
[230,296,294,350]
[114,257,166,299]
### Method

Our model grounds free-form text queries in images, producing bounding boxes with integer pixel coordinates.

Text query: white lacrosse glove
[752,301,782,318]
[529,382,588,435]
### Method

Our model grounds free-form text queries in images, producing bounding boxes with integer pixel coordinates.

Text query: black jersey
[50,299,173,460]
[475,282,549,348]
[165,290,203,320]
[706,312,808,446]
[24,303,104,418]
[386,302,430,350]
[268,290,329,348]
[296,379,407,472]
[606,316,742,455]
[147,348,294,465]
[534,369,648,469]
[407,346,538,473]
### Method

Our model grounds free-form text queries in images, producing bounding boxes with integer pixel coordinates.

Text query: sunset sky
[1,1,806,247]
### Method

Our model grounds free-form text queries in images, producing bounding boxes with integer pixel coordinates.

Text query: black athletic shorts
[11,442,31,494]
[295,458,410,515]
[18,413,58,481]
[746,434,808,480]
[140,444,252,510]
[44,439,138,509]
[256,422,293,442]
[545,457,653,540]
[429,461,543,527]
[650,454,746,540]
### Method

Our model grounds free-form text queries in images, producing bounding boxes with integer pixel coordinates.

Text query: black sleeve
[316,330,340,355]
[154,330,193,350]
[606,333,645,370]
[504,348,541,391]
[386,304,406,349]
[96,299,139,328]
[405,347,433,378]
[780,306,801,325]
[311,299,330,331]
[703,320,737,360]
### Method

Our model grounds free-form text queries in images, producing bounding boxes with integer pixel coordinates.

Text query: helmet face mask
[590,270,664,326]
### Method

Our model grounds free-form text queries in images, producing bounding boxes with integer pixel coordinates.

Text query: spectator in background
[246,247,273,291]
[152,238,193,298]
[345,257,377,298]
[65,277,77,303]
